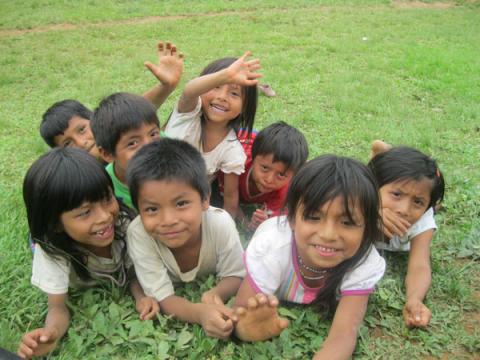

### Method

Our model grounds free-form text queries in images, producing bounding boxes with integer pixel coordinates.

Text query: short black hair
[91,92,159,155]
[40,100,93,147]
[252,121,308,172]
[127,138,210,209]
[368,146,445,209]
[286,155,382,314]
[200,57,257,135]
[23,147,120,280]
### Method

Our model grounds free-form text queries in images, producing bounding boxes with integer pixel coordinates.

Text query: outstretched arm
[201,276,243,305]
[313,295,369,360]
[177,51,261,113]
[143,41,184,109]
[18,293,69,359]
[222,173,240,219]
[403,230,433,327]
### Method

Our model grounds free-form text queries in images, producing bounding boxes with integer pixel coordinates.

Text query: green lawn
[0,0,479,358]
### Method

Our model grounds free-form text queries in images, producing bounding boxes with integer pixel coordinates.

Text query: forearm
[159,295,204,324]
[129,278,147,302]
[143,84,176,109]
[208,277,243,303]
[44,304,70,340]
[223,192,239,219]
[314,328,357,360]
[405,263,431,302]
[178,70,229,112]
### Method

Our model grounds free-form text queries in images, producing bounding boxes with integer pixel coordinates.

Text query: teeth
[314,245,336,253]
[211,104,227,112]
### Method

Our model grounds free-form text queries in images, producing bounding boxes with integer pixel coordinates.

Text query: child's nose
[96,206,112,223]
[317,220,337,242]
[160,210,177,227]
[395,200,410,218]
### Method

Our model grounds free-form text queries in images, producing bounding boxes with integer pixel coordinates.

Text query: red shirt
[219,130,288,216]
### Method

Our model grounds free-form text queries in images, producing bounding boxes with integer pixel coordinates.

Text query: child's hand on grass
[199,303,237,339]
[381,207,411,239]
[144,41,184,88]
[403,298,431,328]
[136,296,160,321]
[224,51,262,87]
[201,290,224,306]
[18,327,59,359]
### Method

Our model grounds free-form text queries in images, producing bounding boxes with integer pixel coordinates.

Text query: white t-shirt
[165,99,246,181]
[244,217,386,304]
[31,239,131,294]
[376,207,437,252]
[127,207,246,302]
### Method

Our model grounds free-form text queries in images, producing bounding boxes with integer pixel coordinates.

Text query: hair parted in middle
[127,138,211,209]
[286,154,382,314]
[91,92,159,155]
[252,121,309,172]
[200,57,257,135]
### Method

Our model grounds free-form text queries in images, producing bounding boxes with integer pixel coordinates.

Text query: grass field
[0,0,479,358]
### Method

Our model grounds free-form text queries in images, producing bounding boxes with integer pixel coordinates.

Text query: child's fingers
[266,294,279,307]
[17,344,34,359]
[217,304,236,321]
[239,51,253,61]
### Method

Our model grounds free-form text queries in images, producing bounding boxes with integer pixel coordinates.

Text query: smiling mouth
[210,104,228,112]
[313,244,338,257]
[159,229,185,239]
[93,224,114,239]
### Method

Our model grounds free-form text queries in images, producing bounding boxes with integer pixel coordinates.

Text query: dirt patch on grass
[392,0,455,9]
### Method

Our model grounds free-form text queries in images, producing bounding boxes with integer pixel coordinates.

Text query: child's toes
[247,296,260,309]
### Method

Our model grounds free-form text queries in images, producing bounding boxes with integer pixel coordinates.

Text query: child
[220,121,308,229]
[126,139,245,339]
[18,148,157,359]
[368,142,445,328]
[164,51,261,218]
[39,41,183,160]
[91,92,162,209]
[233,155,386,359]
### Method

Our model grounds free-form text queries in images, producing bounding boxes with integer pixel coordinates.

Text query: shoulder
[203,207,237,235]
[247,216,292,258]
[31,243,70,294]
[167,99,202,128]
[127,216,150,243]
[409,207,437,238]
[340,246,386,294]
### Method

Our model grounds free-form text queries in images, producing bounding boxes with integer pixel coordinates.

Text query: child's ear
[98,147,114,164]
[201,193,211,211]
[370,140,392,159]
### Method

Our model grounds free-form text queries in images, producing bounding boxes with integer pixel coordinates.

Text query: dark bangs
[200,57,257,135]
[24,148,113,240]
[287,155,381,244]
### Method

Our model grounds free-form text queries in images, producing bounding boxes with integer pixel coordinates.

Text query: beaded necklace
[297,254,330,281]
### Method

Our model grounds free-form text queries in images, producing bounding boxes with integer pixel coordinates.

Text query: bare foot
[370,139,392,159]
[234,294,289,342]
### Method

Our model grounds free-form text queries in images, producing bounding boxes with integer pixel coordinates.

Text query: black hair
[286,155,382,314]
[91,92,159,155]
[252,121,309,172]
[40,100,93,147]
[200,57,257,135]
[368,146,445,209]
[127,138,211,209]
[23,147,133,281]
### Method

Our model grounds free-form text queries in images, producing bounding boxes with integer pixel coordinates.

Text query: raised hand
[224,51,262,87]
[18,327,59,359]
[248,208,269,231]
[381,207,411,239]
[403,298,431,328]
[234,293,289,341]
[144,41,184,88]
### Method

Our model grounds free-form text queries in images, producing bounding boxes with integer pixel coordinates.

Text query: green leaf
[278,307,298,320]
[176,327,193,349]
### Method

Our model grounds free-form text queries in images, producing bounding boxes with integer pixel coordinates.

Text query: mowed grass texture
[0,1,479,358]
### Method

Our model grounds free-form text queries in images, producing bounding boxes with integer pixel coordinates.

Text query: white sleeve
[409,207,437,239]
[127,217,174,302]
[244,219,288,295]
[211,209,245,279]
[219,139,247,175]
[165,98,202,140]
[31,244,70,294]
[340,246,386,296]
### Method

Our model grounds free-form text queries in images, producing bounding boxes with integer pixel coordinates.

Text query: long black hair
[368,146,445,209]
[286,155,383,314]
[199,57,258,136]
[23,147,133,281]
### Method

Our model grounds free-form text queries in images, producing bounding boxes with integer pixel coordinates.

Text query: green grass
[1,0,479,358]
